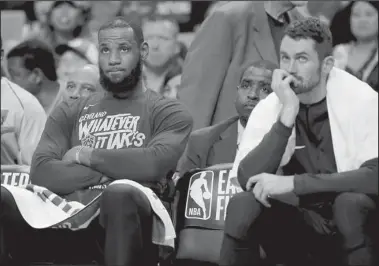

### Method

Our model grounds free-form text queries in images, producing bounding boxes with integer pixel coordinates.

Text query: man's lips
[108,69,125,73]
[244,102,258,109]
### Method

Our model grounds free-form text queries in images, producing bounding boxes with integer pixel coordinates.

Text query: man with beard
[0,17,193,266]
[220,18,378,266]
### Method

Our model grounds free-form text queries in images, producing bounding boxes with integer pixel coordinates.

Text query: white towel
[1,179,176,249]
[230,67,378,178]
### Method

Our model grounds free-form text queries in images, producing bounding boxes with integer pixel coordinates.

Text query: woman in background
[333,1,378,92]
[25,1,98,65]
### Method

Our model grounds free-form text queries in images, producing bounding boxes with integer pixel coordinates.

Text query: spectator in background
[164,74,181,99]
[65,64,103,99]
[55,42,96,81]
[26,1,98,64]
[21,1,53,38]
[1,36,47,165]
[178,1,307,130]
[333,1,378,92]
[160,42,188,99]
[6,39,68,116]
[142,16,183,98]
[330,1,356,46]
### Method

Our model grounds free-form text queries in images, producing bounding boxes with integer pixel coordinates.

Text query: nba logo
[185,170,214,220]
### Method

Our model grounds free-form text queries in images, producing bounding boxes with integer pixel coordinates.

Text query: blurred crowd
[1,1,377,105]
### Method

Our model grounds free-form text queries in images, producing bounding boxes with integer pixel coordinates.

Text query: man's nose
[109,52,121,65]
[247,87,259,100]
[149,40,160,50]
[287,60,298,74]
[69,88,80,99]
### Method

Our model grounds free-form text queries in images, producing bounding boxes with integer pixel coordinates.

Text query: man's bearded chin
[99,59,142,94]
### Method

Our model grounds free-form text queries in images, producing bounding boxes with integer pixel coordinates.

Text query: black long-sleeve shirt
[238,98,378,196]
[30,89,193,195]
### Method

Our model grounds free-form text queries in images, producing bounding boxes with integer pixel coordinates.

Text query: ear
[140,41,149,61]
[31,68,43,84]
[322,56,335,75]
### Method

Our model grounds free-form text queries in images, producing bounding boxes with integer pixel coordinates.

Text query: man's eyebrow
[295,52,309,56]
[280,51,309,56]
[81,83,95,87]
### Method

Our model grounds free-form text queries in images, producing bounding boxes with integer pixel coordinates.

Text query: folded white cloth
[230,67,378,178]
[1,179,176,248]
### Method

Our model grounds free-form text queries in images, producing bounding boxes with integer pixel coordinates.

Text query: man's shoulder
[191,116,239,142]
[1,78,45,116]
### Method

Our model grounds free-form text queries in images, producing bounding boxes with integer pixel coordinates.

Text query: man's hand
[172,172,180,186]
[99,176,112,184]
[62,146,81,163]
[62,146,92,166]
[246,173,295,208]
[271,69,300,127]
[271,69,300,107]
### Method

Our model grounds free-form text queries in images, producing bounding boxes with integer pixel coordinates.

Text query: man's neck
[107,80,146,100]
[239,116,248,128]
[35,80,60,110]
[264,1,295,22]
[297,82,327,105]
[143,64,170,92]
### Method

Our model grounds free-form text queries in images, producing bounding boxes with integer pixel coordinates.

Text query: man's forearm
[238,121,292,189]
[30,159,103,195]
[88,146,180,182]
[294,158,378,196]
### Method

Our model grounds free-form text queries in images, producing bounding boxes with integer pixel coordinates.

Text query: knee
[333,193,376,232]
[334,192,376,214]
[0,187,13,210]
[101,184,142,207]
[0,187,17,222]
[224,192,262,238]
[226,192,262,218]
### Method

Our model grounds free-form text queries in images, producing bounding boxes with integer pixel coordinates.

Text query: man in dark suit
[178,1,306,130]
[174,60,277,266]
[177,60,277,176]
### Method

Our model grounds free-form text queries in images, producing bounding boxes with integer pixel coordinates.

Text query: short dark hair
[7,38,57,81]
[239,60,278,82]
[99,17,144,46]
[55,44,91,63]
[283,17,333,59]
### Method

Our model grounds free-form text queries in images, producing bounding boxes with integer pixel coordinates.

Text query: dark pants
[0,184,159,266]
[219,191,377,266]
